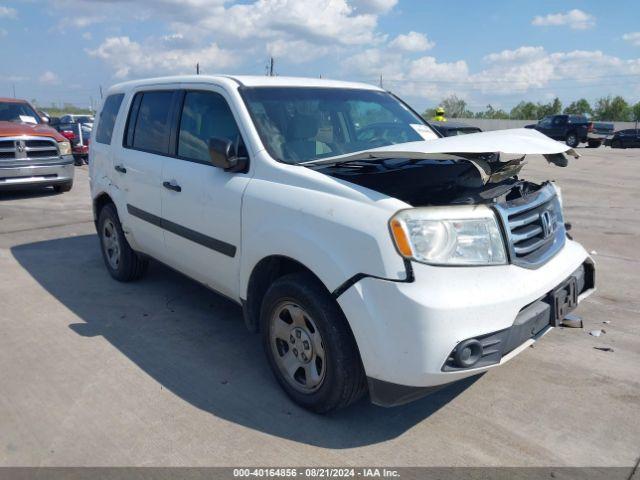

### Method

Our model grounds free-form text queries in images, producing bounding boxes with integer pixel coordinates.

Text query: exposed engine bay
[319,153,547,206]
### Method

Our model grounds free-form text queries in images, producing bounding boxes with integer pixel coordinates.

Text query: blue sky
[1,0,639,112]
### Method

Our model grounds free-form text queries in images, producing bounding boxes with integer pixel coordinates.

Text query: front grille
[0,137,60,167]
[494,184,566,268]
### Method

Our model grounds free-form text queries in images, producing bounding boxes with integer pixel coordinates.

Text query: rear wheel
[97,203,148,282]
[53,181,73,193]
[261,273,367,413]
[587,140,601,148]
[565,132,579,148]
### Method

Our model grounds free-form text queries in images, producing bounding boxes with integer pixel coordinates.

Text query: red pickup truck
[0,97,75,192]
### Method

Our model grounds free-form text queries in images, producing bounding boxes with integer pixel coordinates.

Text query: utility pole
[379,74,383,89]
[269,57,274,77]
[196,62,200,75]
[12,83,16,98]
[99,85,103,99]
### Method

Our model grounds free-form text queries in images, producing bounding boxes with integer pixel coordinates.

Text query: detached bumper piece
[442,261,595,372]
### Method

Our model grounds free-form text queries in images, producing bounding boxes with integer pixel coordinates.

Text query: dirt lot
[1,148,639,467]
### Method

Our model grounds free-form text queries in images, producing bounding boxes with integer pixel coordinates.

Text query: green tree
[475,104,509,119]
[422,107,436,119]
[537,97,563,118]
[631,102,640,122]
[594,96,631,121]
[441,95,473,118]
[510,101,539,120]
[564,98,593,116]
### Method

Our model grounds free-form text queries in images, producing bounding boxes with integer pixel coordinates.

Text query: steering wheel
[356,122,410,146]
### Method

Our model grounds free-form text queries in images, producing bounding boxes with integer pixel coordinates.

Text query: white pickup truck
[89,75,595,412]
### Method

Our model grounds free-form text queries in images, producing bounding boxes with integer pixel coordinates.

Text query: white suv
[89,75,595,412]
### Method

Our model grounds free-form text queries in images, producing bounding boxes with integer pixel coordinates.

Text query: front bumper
[337,239,595,406]
[0,156,74,190]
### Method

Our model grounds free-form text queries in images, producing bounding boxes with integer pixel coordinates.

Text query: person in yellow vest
[432,106,446,122]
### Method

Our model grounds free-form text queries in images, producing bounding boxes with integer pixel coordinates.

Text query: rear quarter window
[95,94,124,145]
[126,91,175,155]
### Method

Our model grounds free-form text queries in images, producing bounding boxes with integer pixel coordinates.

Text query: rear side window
[177,91,242,163]
[95,94,124,145]
[127,91,174,155]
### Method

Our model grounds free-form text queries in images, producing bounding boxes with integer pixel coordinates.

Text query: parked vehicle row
[89,75,595,412]
[50,115,94,165]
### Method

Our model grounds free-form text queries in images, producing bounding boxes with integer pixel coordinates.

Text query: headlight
[58,141,72,156]
[390,206,507,266]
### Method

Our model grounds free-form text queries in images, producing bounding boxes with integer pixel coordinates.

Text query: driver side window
[178,91,242,163]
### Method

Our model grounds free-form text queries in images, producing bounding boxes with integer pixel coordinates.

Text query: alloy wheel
[102,218,121,270]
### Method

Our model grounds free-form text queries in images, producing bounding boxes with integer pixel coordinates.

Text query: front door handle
[114,164,127,174]
[163,181,182,192]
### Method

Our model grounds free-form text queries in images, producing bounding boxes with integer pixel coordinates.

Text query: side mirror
[208,137,248,173]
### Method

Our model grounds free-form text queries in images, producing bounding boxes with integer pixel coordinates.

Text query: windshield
[241,87,435,164]
[0,101,41,124]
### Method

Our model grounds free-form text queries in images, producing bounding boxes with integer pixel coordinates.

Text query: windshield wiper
[301,156,394,169]
[299,152,388,168]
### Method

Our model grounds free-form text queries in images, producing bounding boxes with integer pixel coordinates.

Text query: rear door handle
[114,164,127,174]
[163,181,182,192]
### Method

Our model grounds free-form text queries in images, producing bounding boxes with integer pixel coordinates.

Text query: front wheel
[97,203,148,282]
[566,133,579,148]
[261,273,367,413]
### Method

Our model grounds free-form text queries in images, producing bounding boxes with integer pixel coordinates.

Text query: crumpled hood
[304,128,579,166]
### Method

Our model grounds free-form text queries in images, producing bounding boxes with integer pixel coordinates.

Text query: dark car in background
[606,128,640,149]
[430,120,482,137]
[525,114,591,148]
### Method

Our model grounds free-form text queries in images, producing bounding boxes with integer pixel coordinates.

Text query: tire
[260,272,367,413]
[587,140,601,148]
[565,132,579,148]
[53,181,73,193]
[97,203,148,282]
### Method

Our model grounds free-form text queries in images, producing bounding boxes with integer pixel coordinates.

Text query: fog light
[453,339,483,368]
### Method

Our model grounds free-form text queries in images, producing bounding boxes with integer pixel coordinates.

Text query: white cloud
[344,48,469,98]
[87,36,237,78]
[0,28,7,37]
[471,46,640,94]
[532,9,595,30]
[344,43,640,101]
[70,0,396,76]
[39,71,60,85]
[389,31,434,52]
[266,39,331,64]
[623,32,640,47]
[82,31,92,40]
[192,0,384,47]
[350,0,398,14]
[0,5,17,18]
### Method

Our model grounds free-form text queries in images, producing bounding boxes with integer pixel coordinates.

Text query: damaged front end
[309,128,577,268]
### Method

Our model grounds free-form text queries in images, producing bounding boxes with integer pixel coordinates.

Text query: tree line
[423,95,640,122]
